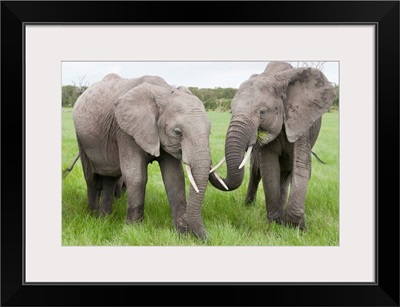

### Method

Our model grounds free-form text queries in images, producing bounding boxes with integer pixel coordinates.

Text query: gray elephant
[73,73,212,240]
[209,61,335,229]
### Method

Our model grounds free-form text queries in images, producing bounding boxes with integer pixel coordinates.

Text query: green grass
[62,108,339,246]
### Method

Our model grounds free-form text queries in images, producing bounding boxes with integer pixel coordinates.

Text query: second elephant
[73,73,212,240]
[209,62,336,229]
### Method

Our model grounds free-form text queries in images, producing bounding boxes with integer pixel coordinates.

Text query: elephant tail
[62,153,80,178]
[311,151,326,164]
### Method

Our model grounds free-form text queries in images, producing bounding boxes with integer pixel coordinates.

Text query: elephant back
[73,75,168,122]
[74,77,134,114]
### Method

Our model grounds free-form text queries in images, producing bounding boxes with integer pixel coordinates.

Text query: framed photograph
[2,1,399,306]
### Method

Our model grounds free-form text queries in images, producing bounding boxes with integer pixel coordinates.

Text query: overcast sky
[62,61,339,89]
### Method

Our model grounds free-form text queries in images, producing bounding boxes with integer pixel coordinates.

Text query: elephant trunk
[185,146,212,240]
[209,115,254,191]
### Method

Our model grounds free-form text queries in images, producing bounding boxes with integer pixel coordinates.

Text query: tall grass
[62,108,339,246]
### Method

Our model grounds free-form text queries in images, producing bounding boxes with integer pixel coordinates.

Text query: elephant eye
[173,127,182,137]
[260,108,268,117]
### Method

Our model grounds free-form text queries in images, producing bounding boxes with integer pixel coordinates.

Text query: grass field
[62,108,339,246]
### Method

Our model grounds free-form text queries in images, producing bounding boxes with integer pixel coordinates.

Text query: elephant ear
[277,67,336,143]
[114,83,163,157]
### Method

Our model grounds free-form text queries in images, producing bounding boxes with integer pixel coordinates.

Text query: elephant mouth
[161,144,202,194]
[163,144,182,159]
[257,127,272,146]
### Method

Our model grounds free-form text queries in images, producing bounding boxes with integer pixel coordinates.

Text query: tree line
[62,84,339,112]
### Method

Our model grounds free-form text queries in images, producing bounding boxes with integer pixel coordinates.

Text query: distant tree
[294,61,326,71]
[62,85,78,107]
[62,76,90,107]
[331,84,339,111]
[189,87,238,111]
[72,75,90,96]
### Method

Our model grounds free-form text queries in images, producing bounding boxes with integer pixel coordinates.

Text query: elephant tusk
[185,164,199,193]
[213,171,229,191]
[239,145,253,169]
[209,156,226,173]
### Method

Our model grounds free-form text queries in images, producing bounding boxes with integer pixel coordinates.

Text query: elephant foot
[189,223,208,241]
[98,208,113,217]
[245,197,257,206]
[192,228,208,241]
[87,205,98,214]
[126,216,144,224]
[87,197,99,212]
[245,187,259,206]
[285,218,307,231]
[187,216,208,240]
[98,199,114,216]
[284,209,307,230]
[126,207,144,224]
[174,215,189,234]
[267,209,284,225]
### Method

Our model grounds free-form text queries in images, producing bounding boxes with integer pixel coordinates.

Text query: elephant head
[113,82,212,239]
[209,61,335,191]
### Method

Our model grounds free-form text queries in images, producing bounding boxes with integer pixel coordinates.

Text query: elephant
[209,61,336,229]
[73,73,212,240]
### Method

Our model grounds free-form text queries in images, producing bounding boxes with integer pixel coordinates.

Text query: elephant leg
[77,138,100,212]
[245,151,261,205]
[114,177,126,199]
[85,174,101,212]
[99,176,120,215]
[280,171,291,206]
[285,134,311,230]
[158,152,188,234]
[119,136,148,224]
[124,165,147,224]
[260,147,284,224]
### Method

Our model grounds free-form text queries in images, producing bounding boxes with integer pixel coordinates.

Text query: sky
[62,61,339,89]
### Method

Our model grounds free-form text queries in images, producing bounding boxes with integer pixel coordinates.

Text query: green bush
[204,100,217,111]
[189,87,237,111]
[331,85,339,111]
[62,85,79,107]
[62,83,338,112]
[62,85,88,107]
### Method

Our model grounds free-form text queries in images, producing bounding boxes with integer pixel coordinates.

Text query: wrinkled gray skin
[73,73,211,240]
[209,62,335,229]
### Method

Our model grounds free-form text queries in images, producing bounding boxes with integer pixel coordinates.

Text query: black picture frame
[2,1,399,306]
